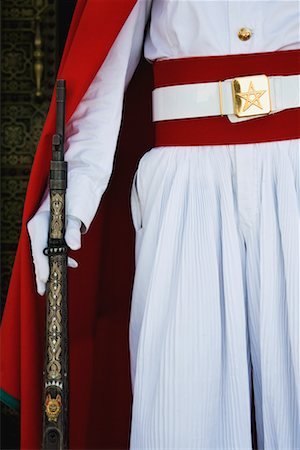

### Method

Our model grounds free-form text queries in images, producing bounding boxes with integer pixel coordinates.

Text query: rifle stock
[42,79,69,450]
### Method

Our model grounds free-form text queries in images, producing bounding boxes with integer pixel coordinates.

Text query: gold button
[238,27,252,41]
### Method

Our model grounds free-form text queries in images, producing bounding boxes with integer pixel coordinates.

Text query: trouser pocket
[130,169,143,232]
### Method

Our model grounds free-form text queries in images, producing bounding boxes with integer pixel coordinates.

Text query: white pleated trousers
[129,139,300,450]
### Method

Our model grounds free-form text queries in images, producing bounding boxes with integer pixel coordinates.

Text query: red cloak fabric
[0,1,154,448]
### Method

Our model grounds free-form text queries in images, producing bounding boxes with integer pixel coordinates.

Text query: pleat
[129,147,253,449]
[255,139,300,449]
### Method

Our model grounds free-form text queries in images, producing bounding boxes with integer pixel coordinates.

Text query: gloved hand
[27,211,82,296]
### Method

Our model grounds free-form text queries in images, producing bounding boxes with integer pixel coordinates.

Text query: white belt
[152,74,300,123]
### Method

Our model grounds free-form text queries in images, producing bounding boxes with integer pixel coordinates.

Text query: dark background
[1,1,76,448]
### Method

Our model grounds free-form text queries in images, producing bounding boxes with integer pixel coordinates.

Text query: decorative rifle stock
[42,79,69,450]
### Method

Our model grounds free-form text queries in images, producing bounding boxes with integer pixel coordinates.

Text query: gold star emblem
[236,81,267,112]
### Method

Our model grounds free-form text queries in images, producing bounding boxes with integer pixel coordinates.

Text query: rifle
[42,79,69,449]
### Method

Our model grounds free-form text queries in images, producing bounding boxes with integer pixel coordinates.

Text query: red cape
[0,1,154,448]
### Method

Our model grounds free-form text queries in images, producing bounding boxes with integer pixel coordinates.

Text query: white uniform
[41,1,300,448]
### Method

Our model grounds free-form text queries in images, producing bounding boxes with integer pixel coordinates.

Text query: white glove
[27,211,82,296]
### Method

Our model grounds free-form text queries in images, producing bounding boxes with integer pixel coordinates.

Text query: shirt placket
[227,1,258,55]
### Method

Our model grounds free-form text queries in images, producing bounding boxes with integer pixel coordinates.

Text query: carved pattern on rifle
[50,192,64,239]
[45,393,62,422]
[45,381,63,389]
[46,259,63,381]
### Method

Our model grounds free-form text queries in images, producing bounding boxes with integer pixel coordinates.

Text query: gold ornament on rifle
[50,193,64,239]
[47,260,63,381]
[45,394,62,422]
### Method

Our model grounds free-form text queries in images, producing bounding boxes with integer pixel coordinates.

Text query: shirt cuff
[65,175,104,234]
[35,179,99,234]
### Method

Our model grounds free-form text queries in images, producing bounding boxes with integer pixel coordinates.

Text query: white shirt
[146,0,300,59]
[38,0,300,230]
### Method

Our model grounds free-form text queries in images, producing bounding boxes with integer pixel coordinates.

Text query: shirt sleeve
[38,0,151,232]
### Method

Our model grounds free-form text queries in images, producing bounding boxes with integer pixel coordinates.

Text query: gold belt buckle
[232,74,272,118]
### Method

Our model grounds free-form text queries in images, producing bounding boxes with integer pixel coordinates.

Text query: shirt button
[238,27,252,41]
